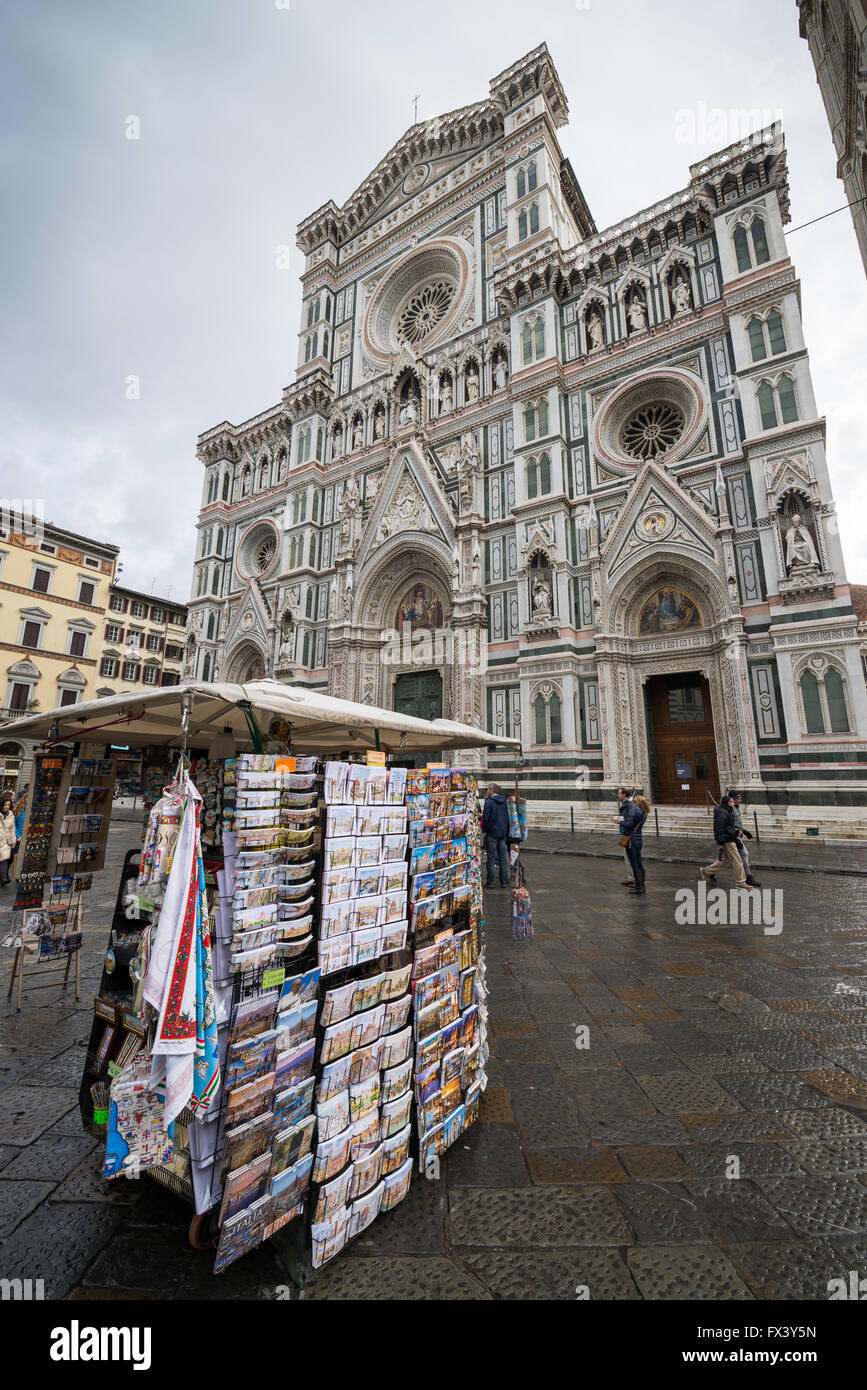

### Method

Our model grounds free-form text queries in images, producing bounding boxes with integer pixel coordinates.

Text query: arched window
[527,160,537,192]
[529,203,539,235]
[534,319,545,358]
[549,692,562,744]
[322,330,329,358]
[824,667,850,733]
[207,612,215,640]
[539,452,551,494]
[801,670,825,734]
[527,458,538,499]
[196,567,205,597]
[211,566,220,596]
[216,528,224,556]
[733,224,752,273]
[537,398,549,435]
[524,403,536,442]
[757,381,779,430]
[747,316,767,361]
[202,651,211,682]
[751,217,770,264]
[222,470,230,500]
[518,209,528,242]
[534,694,547,744]
[516,168,526,199]
[766,309,786,355]
[522,322,533,364]
[777,374,798,424]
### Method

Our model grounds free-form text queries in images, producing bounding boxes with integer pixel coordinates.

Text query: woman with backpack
[621,794,651,895]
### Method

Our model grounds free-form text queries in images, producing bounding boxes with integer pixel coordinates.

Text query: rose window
[254,536,277,574]
[395,281,456,345]
[619,401,685,461]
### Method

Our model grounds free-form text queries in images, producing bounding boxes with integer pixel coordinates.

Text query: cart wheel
[189,1212,214,1251]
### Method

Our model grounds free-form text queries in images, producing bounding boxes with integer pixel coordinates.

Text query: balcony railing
[0,707,35,720]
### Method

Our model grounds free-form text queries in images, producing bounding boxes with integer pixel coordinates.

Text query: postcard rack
[5,900,83,1012]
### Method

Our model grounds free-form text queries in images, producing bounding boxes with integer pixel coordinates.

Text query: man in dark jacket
[730,792,761,887]
[481,784,510,888]
[700,791,748,887]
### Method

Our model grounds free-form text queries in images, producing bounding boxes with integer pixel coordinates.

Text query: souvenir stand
[3,681,517,1278]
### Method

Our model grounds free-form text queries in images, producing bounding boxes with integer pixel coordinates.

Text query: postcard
[380,921,407,954]
[382,834,409,862]
[264,1152,313,1239]
[220,1109,273,1177]
[352,972,385,1014]
[386,765,406,804]
[381,1123,412,1177]
[349,1111,380,1159]
[325,837,355,871]
[353,863,383,897]
[318,1054,351,1102]
[356,803,387,836]
[349,1142,384,1203]
[326,805,357,838]
[228,991,278,1045]
[225,1071,276,1130]
[381,963,411,1001]
[50,874,73,895]
[342,1040,377,1087]
[382,994,411,1035]
[219,1150,272,1226]
[351,927,381,966]
[271,1113,315,1175]
[352,1003,385,1050]
[322,867,354,904]
[272,1076,315,1130]
[320,902,353,939]
[318,933,352,976]
[311,1129,351,1184]
[311,1205,349,1269]
[379,1025,411,1070]
[65,785,89,805]
[352,893,382,932]
[441,1047,465,1088]
[349,1072,380,1124]
[320,979,356,1026]
[443,1104,466,1150]
[381,1158,412,1213]
[274,1039,315,1090]
[275,1000,317,1053]
[381,1057,413,1106]
[316,1088,350,1142]
[321,1016,355,1065]
[213,1193,270,1274]
[312,1166,352,1225]
[419,1123,445,1174]
[323,761,349,805]
[224,1030,277,1090]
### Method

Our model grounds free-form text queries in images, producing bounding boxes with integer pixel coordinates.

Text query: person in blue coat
[621,795,650,895]
[481,784,510,888]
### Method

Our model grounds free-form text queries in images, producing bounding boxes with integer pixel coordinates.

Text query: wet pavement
[2,820,867,1299]
[524,829,867,877]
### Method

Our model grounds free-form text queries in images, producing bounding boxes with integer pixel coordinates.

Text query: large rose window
[395,281,456,345]
[620,401,685,461]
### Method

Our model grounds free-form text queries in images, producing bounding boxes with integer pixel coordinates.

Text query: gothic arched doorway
[227,642,267,683]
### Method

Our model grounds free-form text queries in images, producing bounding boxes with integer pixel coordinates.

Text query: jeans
[0,859,10,885]
[485,835,509,886]
[626,842,644,880]
[735,838,751,878]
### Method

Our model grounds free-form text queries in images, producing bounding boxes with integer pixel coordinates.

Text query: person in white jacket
[0,794,16,887]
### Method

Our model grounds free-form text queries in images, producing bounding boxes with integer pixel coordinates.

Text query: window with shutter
[22,621,42,648]
[78,581,95,605]
[33,567,51,593]
[69,631,86,657]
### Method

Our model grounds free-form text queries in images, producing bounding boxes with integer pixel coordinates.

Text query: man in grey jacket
[730,792,761,887]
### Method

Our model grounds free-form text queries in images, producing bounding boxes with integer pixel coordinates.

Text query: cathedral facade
[188,44,867,820]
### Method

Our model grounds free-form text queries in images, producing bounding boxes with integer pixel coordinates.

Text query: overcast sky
[2,0,865,600]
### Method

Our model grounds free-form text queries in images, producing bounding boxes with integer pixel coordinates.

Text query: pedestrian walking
[616,786,635,886]
[11,791,27,873]
[481,783,510,888]
[730,791,761,887]
[700,791,748,887]
[0,793,16,888]
[620,794,650,895]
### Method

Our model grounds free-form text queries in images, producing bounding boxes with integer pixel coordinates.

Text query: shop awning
[0,679,520,756]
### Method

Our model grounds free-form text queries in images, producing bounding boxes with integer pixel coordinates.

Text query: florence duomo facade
[188,43,867,821]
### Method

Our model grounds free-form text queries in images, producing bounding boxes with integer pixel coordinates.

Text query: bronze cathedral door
[646,673,720,806]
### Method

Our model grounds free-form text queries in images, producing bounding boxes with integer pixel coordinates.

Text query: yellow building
[0,519,118,717]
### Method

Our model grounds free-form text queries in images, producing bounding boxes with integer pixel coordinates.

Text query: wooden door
[647,673,720,806]
[393,670,443,723]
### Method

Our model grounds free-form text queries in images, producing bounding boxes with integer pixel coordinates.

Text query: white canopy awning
[1,679,520,756]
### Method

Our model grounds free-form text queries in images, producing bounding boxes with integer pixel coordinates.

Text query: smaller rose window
[396,281,455,344]
[619,401,685,461]
[254,535,277,574]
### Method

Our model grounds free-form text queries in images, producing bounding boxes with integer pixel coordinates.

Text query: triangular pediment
[358,439,454,565]
[223,581,272,651]
[601,460,719,583]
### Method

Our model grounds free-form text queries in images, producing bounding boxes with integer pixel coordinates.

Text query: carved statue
[672,279,692,313]
[465,363,480,403]
[373,409,385,440]
[494,356,508,392]
[587,311,604,351]
[332,426,344,460]
[460,430,480,466]
[626,295,647,332]
[241,468,252,498]
[399,393,419,427]
[278,605,295,661]
[452,545,461,587]
[785,512,819,572]
[440,378,453,414]
[352,418,364,451]
[532,576,553,617]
